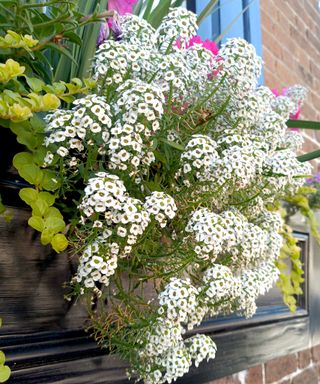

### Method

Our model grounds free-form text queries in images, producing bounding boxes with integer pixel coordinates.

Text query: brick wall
[208,345,320,384]
[207,2,320,383]
[260,0,320,170]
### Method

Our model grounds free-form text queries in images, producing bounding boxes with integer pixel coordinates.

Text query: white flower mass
[42,7,312,384]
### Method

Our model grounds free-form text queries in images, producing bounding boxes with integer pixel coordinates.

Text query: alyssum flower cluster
[41,7,311,384]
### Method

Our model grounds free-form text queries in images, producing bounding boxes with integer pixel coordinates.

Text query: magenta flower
[176,35,219,56]
[188,36,219,55]
[108,0,138,15]
[272,87,302,122]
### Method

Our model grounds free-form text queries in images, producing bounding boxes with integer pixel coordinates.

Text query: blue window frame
[187,0,264,81]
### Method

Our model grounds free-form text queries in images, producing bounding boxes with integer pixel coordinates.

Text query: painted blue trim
[248,0,262,58]
[211,0,221,41]
[220,0,244,42]
[196,0,213,39]
[247,0,264,83]
[194,0,264,83]
[242,0,251,42]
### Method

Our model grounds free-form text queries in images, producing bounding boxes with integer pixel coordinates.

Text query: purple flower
[97,22,109,47]
[97,0,137,46]
[306,172,320,184]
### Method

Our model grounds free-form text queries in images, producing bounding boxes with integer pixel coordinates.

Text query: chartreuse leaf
[31,199,49,216]
[19,163,42,185]
[12,152,33,169]
[0,365,10,383]
[0,352,5,366]
[41,229,54,245]
[51,233,68,253]
[45,207,64,219]
[28,216,45,232]
[25,77,44,92]
[38,192,55,207]
[41,170,60,191]
[44,216,65,233]
[19,188,38,205]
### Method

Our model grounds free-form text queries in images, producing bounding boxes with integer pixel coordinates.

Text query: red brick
[246,365,263,384]
[260,0,320,155]
[291,368,318,384]
[265,353,297,383]
[311,345,320,362]
[207,375,241,384]
[298,348,311,369]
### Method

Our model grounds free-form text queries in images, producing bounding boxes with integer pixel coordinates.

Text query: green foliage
[54,0,108,82]
[0,1,113,82]
[279,185,320,311]
[19,188,68,252]
[284,186,320,244]
[0,321,10,383]
[133,0,185,27]
[0,30,38,50]
[287,119,320,130]
[276,223,304,312]
[196,0,218,25]
[0,55,95,122]
[286,120,320,162]
[297,149,320,163]
[0,13,98,252]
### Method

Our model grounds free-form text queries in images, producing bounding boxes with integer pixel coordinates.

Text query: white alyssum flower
[144,192,177,227]
[43,95,112,167]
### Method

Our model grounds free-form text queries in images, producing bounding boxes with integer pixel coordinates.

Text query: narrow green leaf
[63,31,82,45]
[160,138,185,151]
[133,0,145,15]
[148,0,171,28]
[287,119,320,130]
[197,0,218,25]
[142,0,154,20]
[297,149,320,162]
[46,42,78,65]
[172,0,185,6]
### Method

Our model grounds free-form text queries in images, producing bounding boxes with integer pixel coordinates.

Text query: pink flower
[108,0,138,15]
[272,87,301,121]
[176,35,219,56]
[271,87,288,97]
